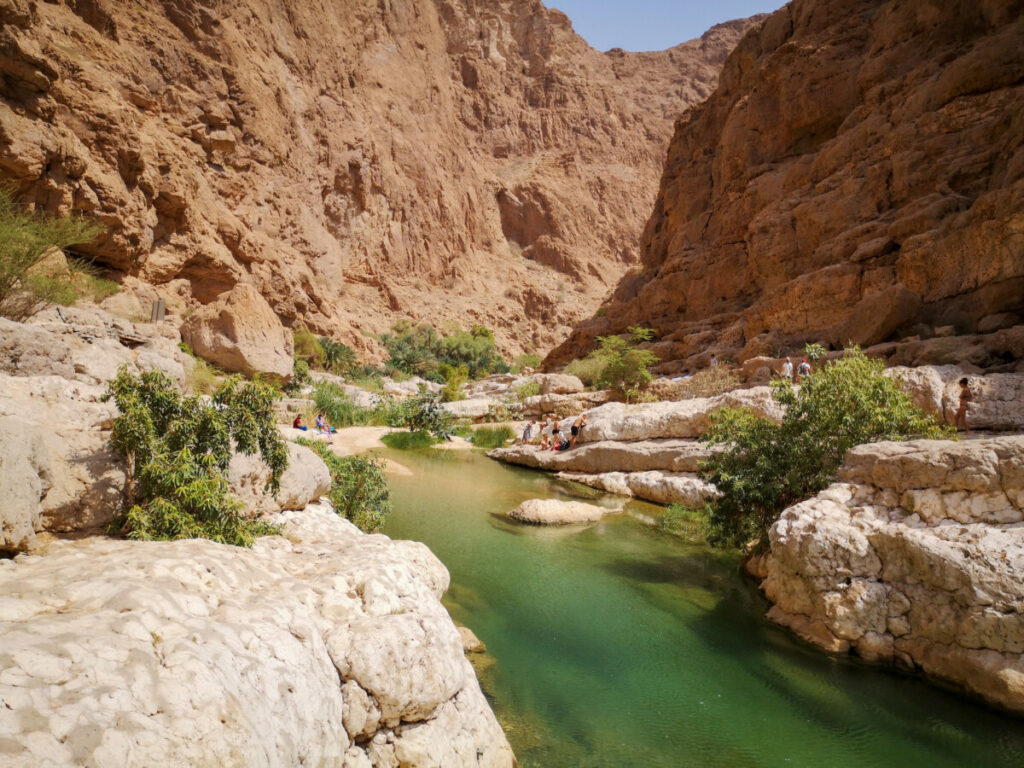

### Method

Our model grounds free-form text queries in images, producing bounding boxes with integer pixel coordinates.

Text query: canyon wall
[0,0,755,358]
[550,0,1024,372]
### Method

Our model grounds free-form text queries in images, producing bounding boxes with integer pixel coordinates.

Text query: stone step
[490,439,713,474]
[556,470,717,507]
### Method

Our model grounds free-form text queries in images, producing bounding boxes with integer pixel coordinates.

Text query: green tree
[439,363,469,402]
[103,367,287,546]
[398,391,455,440]
[0,187,104,320]
[699,347,953,550]
[296,438,391,532]
[319,336,358,377]
[566,326,659,399]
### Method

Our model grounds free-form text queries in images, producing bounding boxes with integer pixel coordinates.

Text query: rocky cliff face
[550,0,1024,372]
[0,0,755,358]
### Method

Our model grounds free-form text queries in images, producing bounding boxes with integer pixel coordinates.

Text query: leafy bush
[398,392,455,440]
[440,364,469,402]
[471,426,514,449]
[380,320,508,381]
[511,353,542,373]
[296,438,391,532]
[293,327,324,367]
[311,380,409,428]
[699,348,953,550]
[319,336,358,377]
[0,187,104,320]
[565,326,659,399]
[103,367,287,546]
[512,379,541,402]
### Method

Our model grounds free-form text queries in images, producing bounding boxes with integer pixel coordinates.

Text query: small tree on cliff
[103,367,288,546]
[0,187,104,320]
[699,347,952,550]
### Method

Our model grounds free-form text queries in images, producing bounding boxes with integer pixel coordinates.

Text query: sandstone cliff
[0,0,755,359]
[550,0,1024,372]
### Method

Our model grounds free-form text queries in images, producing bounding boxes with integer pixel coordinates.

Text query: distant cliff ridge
[0,0,756,358]
[549,0,1024,372]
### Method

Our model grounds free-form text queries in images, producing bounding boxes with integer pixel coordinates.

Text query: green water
[381,447,1024,767]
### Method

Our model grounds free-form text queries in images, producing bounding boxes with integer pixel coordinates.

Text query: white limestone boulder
[228,442,332,516]
[506,498,612,525]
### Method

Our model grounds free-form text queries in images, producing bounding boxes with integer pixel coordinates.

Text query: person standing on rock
[956,377,973,433]
[796,358,811,382]
[550,418,563,451]
[521,419,536,446]
[570,414,587,449]
[781,358,794,381]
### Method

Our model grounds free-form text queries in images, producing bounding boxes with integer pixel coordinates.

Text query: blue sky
[549,1,786,52]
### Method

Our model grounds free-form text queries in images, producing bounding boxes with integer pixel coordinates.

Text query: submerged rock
[507,498,612,525]
[0,503,515,767]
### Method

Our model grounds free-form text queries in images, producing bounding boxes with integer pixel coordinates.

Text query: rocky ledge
[0,503,515,767]
[754,436,1024,713]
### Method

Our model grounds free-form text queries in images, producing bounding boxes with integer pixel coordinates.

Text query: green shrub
[283,359,311,395]
[660,504,705,542]
[440,364,468,402]
[512,379,541,402]
[397,392,455,439]
[471,426,514,449]
[293,327,324,367]
[319,336,358,377]
[565,327,659,399]
[0,187,104,320]
[311,380,411,428]
[511,353,542,373]
[184,357,224,396]
[103,367,287,546]
[699,347,954,550]
[380,320,508,381]
[295,438,391,532]
[381,430,439,450]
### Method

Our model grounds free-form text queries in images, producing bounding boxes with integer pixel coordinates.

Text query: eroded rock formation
[0,0,756,359]
[551,0,1024,372]
[755,437,1024,713]
[0,504,515,766]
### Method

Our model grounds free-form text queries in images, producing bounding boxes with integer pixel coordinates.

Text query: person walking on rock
[956,377,973,433]
[796,358,811,382]
[781,358,794,381]
[570,414,587,449]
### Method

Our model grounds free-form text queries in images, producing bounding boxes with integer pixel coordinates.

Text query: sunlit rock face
[0,0,757,360]
[550,0,1024,373]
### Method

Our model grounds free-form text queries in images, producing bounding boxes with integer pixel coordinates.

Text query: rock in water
[757,436,1024,714]
[0,503,515,767]
[507,498,612,525]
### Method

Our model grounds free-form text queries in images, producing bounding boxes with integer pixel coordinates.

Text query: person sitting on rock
[521,419,536,446]
[292,414,308,431]
[315,412,335,436]
[538,418,550,449]
[570,414,587,449]
[956,377,973,433]
[550,419,562,451]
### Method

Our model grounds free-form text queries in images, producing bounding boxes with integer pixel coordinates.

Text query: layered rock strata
[490,388,778,506]
[0,0,757,359]
[756,437,1024,713]
[0,503,515,766]
[551,0,1024,372]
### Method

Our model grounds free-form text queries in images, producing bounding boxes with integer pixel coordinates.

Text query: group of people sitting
[292,412,336,437]
[520,414,588,451]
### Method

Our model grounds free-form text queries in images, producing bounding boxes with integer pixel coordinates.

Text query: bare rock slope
[0,0,756,358]
[0,504,515,766]
[551,0,1024,372]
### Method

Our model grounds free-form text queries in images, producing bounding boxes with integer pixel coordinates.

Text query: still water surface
[381,446,1024,767]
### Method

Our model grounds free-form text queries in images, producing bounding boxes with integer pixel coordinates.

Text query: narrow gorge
[2,0,1024,766]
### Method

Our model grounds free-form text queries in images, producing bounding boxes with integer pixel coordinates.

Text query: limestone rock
[507,498,612,525]
[577,387,781,443]
[556,471,716,507]
[491,439,713,474]
[441,397,499,420]
[180,284,293,379]
[0,503,515,766]
[537,373,585,395]
[759,436,1024,713]
[551,0,1024,372]
[228,442,332,516]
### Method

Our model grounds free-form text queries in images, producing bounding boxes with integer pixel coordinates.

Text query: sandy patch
[325,426,392,456]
